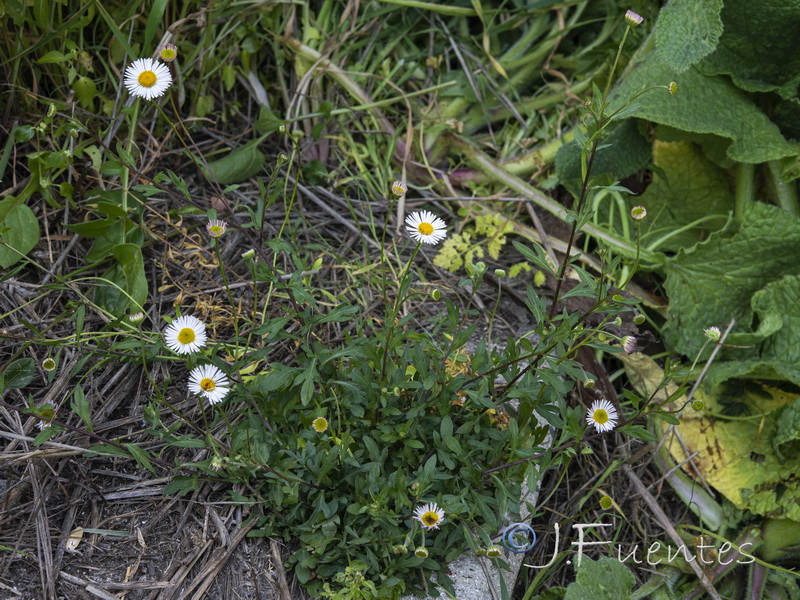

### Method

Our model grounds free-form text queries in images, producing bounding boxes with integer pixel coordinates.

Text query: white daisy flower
[405,211,447,245]
[164,315,207,354]
[413,502,445,530]
[188,364,231,405]
[124,58,172,100]
[586,399,619,433]
[206,219,228,238]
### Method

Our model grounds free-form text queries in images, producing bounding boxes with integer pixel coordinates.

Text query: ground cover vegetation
[2,0,800,598]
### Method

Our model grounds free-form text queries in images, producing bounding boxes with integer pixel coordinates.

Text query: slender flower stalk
[549,10,646,319]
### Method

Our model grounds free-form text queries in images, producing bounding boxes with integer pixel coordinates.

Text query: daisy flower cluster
[163,315,232,405]
[123,49,174,100]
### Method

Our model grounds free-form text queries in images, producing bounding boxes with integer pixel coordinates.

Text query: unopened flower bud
[414,546,429,558]
[47,104,56,118]
[486,545,502,558]
[42,357,57,372]
[631,205,647,220]
[622,335,636,354]
[692,400,705,411]
[600,495,613,510]
[430,289,441,301]
[159,43,178,62]
[584,378,596,389]
[633,313,646,325]
[704,326,721,342]
[391,181,407,196]
[494,268,506,278]
[393,545,408,554]
[241,249,256,260]
[625,10,644,27]
[668,81,678,95]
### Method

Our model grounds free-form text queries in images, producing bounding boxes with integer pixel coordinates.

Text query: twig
[623,464,721,600]
[270,539,293,600]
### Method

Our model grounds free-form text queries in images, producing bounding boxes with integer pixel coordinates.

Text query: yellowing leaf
[621,353,800,521]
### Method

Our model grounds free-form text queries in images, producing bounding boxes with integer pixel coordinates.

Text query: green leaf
[205,140,266,185]
[33,426,61,446]
[196,95,215,118]
[123,443,156,475]
[636,141,733,252]
[654,412,681,426]
[3,358,35,389]
[699,0,800,99]
[73,76,97,109]
[163,475,200,496]
[564,556,635,600]
[254,107,285,134]
[663,203,800,364]
[772,398,800,460]
[143,0,168,53]
[67,218,115,238]
[95,243,148,317]
[71,384,93,432]
[706,274,800,386]
[619,424,657,443]
[93,0,137,60]
[654,0,723,73]
[0,198,40,268]
[556,119,650,190]
[612,51,798,164]
[37,50,68,63]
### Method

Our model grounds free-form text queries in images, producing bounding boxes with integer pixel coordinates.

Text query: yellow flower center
[593,409,609,424]
[209,226,223,236]
[160,49,176,60]
[417,222,434,236]
[200,378,216,391]
[138,70,157,88]
[422,512,439,526]
[313,418,328,432]
[177,328,196,344]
